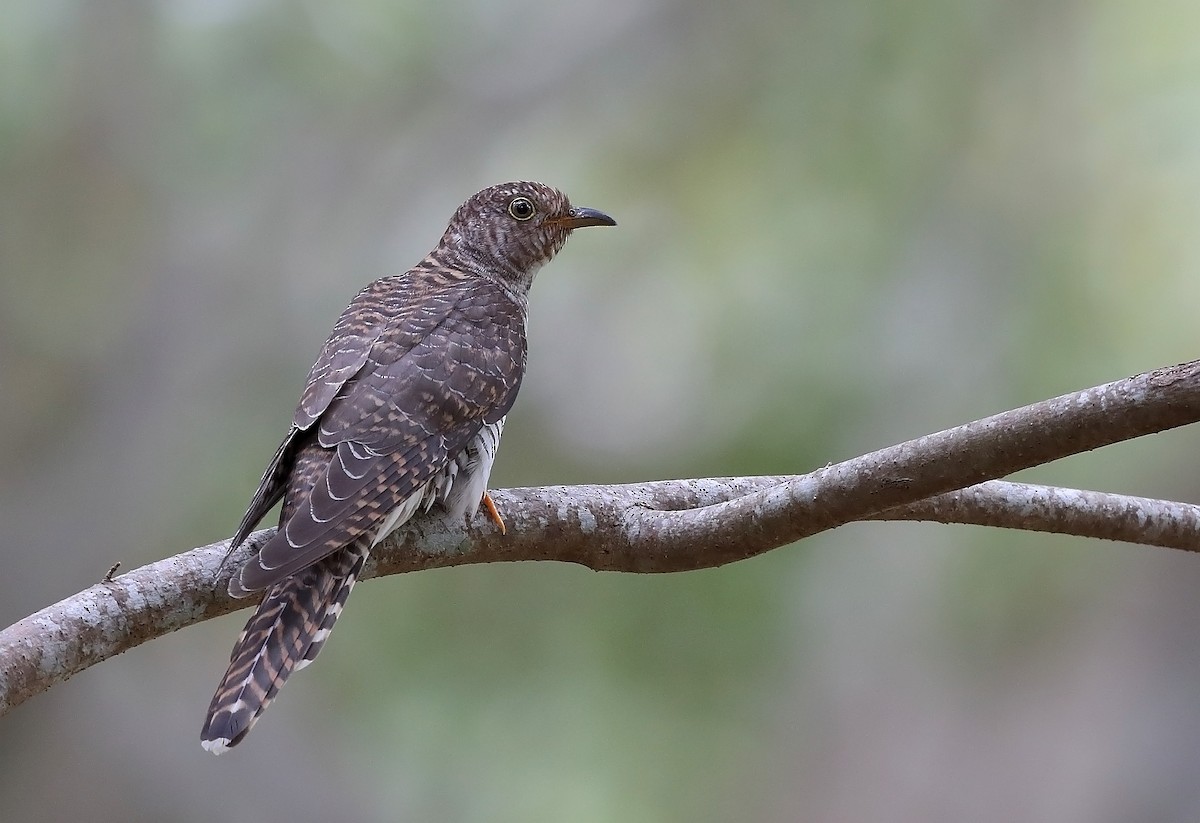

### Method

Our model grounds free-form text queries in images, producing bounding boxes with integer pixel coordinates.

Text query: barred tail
[200,542,370,754]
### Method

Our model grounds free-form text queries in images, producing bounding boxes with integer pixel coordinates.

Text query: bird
[201,181,615,754]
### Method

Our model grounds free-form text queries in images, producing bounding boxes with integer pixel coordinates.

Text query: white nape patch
[201,737,232,756]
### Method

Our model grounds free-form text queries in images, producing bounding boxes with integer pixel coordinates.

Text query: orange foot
[481,491,506,535]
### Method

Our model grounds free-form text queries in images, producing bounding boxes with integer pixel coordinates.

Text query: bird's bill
[559,206,617,229]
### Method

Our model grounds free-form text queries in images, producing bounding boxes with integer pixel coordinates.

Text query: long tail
[200,541,370,754]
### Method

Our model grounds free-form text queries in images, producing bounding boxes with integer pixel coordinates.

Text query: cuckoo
[201,181,615,753]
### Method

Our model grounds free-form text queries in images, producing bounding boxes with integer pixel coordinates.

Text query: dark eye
[507,196,535,221]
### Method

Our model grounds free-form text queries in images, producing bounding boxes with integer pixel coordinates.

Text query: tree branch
[3,360,1199,718]
[873,480,1200,548]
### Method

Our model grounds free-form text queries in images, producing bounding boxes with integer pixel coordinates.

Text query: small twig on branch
[2,360,1199,719]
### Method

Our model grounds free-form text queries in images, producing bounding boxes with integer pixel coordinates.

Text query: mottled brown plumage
[201,182,614,753]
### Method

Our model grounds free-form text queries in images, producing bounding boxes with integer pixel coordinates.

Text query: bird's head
[439,181,616,292]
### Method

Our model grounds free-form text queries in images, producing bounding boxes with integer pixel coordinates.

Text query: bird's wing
[234,276,526,593]
[227,271,465,549]
[227,429,301,552]
[292,275,418,432]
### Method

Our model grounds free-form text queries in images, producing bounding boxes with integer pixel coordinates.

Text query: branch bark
[3,360,1199,718]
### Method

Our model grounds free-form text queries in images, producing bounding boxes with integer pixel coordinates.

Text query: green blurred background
[3,1,1200,820]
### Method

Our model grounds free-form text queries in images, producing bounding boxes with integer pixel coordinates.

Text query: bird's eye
[507,196,535,221]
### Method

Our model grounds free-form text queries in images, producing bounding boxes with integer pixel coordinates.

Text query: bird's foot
[481,491,506,535]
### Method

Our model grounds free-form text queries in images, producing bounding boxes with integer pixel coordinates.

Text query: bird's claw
[481,491,506,535]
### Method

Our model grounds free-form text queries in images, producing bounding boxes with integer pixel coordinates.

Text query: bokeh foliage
[2,1,1200,821]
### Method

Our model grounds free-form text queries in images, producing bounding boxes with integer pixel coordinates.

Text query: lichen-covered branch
[3,360,1199,718]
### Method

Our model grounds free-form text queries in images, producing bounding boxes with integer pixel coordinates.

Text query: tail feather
[200,542,369,754]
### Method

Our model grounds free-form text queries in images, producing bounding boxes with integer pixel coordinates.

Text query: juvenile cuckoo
[201,181,614,753]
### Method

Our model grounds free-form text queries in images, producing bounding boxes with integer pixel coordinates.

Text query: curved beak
[561,206,617,230]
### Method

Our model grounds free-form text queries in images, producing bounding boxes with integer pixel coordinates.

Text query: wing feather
[231,275,527,595]
[226,271,473,552]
